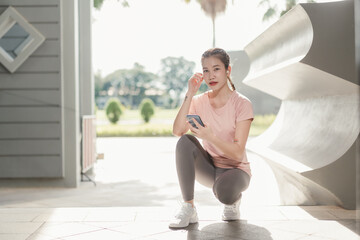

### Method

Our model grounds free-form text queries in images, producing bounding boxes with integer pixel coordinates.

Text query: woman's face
[202,56,228,91]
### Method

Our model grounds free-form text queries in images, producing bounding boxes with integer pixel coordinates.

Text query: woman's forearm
[208,135,245,162]
[173,73,203,136]
[172,92,194,136]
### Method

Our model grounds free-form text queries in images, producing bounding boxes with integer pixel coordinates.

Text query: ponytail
[227,76,236,91]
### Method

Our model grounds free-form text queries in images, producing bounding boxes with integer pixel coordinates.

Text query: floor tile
[0,208,51,214]
[270,220,359,240]
[265,228,308,240]
[300,206,341,211]
[298,210,339,220]
[82,221,129,229]
[196,206,223,221]
[84,209,136,222]
[296,234,344,240]
[278,206,319,220]
[33,213,87,222]
[328,209,358,219]
[0,222,43,234]
[150,227,227,240]
[61,229,135,240]
[133,207,173,222]
[27,232,64,240]
[110,221,173,238]
[33,222,102,238]
[31,208,90,222]
[241,206,287,220]
[336,220,360,235]
[0,233,31,240]
[0,213,38,222]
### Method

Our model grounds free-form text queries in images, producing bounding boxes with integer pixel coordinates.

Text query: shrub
[105,98,123,124]
[140,98,155,123]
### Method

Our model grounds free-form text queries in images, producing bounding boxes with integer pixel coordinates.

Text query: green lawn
[97,108,178,121]
[96,109,276,137]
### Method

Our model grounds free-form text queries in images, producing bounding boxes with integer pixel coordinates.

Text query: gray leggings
[176,134,251,205]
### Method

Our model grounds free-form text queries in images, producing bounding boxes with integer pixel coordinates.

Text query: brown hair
[201,48,236,91]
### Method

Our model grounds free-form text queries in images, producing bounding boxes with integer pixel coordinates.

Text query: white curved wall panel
[243,0,359,208]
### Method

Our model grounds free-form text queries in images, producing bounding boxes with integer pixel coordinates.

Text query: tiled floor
[0,137,359,240]
[0,206,359,240]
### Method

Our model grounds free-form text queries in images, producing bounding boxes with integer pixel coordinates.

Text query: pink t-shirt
[189,91,254,176]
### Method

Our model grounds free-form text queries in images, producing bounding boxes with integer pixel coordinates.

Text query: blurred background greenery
[96,108,276,137]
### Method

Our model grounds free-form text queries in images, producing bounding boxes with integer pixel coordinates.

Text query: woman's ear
[227,66,232,76]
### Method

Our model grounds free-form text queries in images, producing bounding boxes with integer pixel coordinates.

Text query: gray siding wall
[0,0,63,177]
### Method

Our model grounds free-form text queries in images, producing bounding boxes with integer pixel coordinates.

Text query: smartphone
[186,115,204,129]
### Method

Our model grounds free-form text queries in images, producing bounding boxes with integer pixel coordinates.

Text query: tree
[259,0,315,22]
[140,98,155,123]
[94,71,103,98]
[93,0,129,10]
[184,0,229,47]
[105,98,124,124]
[104,63,158,108]
[159,56,195,108]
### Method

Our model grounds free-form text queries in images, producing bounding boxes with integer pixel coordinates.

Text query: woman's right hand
[187,73,203,96]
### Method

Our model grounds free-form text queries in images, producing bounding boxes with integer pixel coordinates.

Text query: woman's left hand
[187,120,214,141]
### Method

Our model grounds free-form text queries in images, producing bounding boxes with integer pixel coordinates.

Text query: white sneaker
[169,202,198,228]
[222,200,241,221]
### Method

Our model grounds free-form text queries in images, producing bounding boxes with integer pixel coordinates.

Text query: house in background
[0,0,94,187]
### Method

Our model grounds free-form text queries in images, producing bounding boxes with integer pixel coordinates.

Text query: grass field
[96,108,276,137]
[96,108,178,121]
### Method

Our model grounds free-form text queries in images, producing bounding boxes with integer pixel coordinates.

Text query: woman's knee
[213,181,241,204]
[176,134,197,152]
[221,195,241,205]
[213,170,250,204]
[178,134,197,143]
[177,134,192,144]
[176,134,190,152]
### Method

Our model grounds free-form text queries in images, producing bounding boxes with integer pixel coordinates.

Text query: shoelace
[224,204,237,213]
